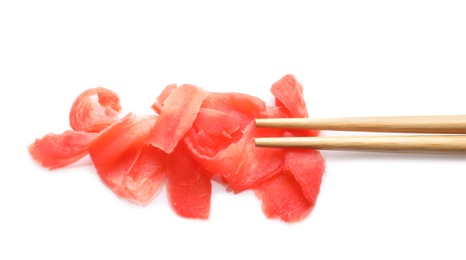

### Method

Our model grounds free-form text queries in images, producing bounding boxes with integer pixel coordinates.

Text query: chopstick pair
[254,115,466,154]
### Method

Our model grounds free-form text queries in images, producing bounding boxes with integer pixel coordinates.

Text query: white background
[1,1,466,259]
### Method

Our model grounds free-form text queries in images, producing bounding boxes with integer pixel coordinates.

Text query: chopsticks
[254,115,466,154]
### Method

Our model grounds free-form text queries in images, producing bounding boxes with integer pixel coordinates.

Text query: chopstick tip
[255,118,264,126]
[254,138,264,147]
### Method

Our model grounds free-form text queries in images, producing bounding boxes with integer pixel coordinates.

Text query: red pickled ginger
[28,75,326,223]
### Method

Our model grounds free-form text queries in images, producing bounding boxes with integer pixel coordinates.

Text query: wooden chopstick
[255,115,466,134]
[254,135,466,154]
